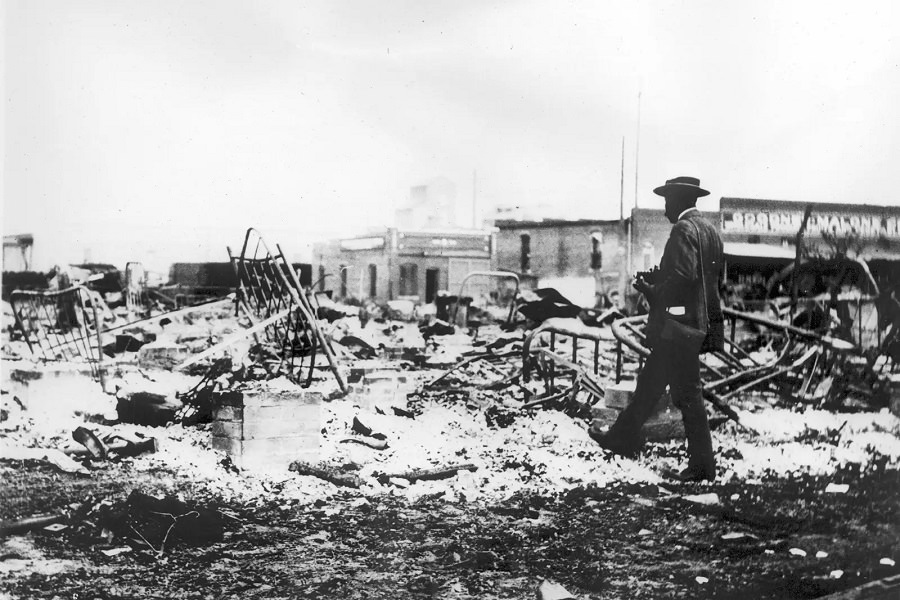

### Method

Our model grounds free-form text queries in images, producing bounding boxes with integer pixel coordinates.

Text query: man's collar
[677,207,699,221]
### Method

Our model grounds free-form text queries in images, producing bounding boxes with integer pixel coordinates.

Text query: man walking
[592,176,724,482]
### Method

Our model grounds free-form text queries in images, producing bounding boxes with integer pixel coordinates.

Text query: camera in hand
[634,266,661,284]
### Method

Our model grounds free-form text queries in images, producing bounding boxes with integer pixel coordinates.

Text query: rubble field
[2,296,899,599]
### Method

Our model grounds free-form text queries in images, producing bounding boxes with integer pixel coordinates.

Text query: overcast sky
[3,0,899,272]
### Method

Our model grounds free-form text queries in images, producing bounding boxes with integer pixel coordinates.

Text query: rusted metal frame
[549,332,556,391]
[723,306,858,352]
[615,340,623,382]
[276,242,347,394]
[239,232,311,367]
[610,314,749,429]
[522,381,576,409]
[704,362,777,393]
[703,338,794,394]
[480,369,524,391]
[719,345,819,402]
[234,231,309,382]
[534,349,604,400]
[239,258,284,346]
[522,321,605,391]
[710,349,746,371]
[276,246,329,390]
[249,257,292,345]
[10,287,105,386]
[238,233,280,321]
[722,336,761,366]
[611,316,651,359]
[258,256,302,374]
[12,288,80,361]
[79,289,106,388]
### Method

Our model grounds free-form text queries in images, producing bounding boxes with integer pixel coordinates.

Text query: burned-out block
[211,388,322,472]
[603,380,636,409]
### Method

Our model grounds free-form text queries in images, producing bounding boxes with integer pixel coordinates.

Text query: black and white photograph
[2,1,899,598]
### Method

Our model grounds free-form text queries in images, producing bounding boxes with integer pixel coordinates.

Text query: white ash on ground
[4,358,899,510]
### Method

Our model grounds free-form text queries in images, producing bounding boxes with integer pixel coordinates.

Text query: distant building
[719,198,900,257]
[495,198,900,309]
[313,228,493,303]
[494,218,626,306]
[3,234,34,272]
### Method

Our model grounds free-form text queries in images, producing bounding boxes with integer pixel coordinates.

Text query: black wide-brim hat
[653,176,709,198]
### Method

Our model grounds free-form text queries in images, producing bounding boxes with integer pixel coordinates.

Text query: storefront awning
[723,242,796,260]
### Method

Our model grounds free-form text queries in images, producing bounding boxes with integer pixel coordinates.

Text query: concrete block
[212,435,319,472]
[211,404,242,422]
[210,388,323,472]
[602,381,635,409]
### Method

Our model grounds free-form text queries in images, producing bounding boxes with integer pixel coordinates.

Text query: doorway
[425,268,440,303]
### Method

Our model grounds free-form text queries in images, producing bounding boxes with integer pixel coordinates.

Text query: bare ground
[1,451,898,599]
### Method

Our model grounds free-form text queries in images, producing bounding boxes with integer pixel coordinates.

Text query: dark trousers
[609,340,716,473]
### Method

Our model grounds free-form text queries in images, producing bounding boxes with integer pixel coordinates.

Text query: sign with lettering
[340,237,385,251]
[722,210,900,240]
[398,232,491,255]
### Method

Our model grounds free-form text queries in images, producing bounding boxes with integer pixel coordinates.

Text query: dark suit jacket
[645,209,725,352]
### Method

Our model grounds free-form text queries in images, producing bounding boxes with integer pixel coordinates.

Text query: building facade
[3,234,34,272]
[494,218,626,306]
[313,228,493,303]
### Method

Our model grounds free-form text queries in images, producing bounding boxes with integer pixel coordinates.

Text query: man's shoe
[661,465,716,483]
[588,429,641,458]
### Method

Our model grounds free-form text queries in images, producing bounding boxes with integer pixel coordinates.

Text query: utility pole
[633,88,642,209]
[619,137,625,226]
[472,169,477,229]
[618,137,627,303]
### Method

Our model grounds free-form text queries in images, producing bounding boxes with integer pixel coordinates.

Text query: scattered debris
[0,514,66,537]
[824,482,850,494]
[72,426,107,459]
[339,437,388,451]
[288,461,363,488]
[682,493,720,506]
[536,579,576,600]
[379,463,478,484]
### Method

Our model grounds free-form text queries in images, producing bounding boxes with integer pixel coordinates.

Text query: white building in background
[3,234,34,272]
[395,177,459,230]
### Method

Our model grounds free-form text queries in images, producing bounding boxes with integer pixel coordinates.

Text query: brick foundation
[211,388,322,472]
